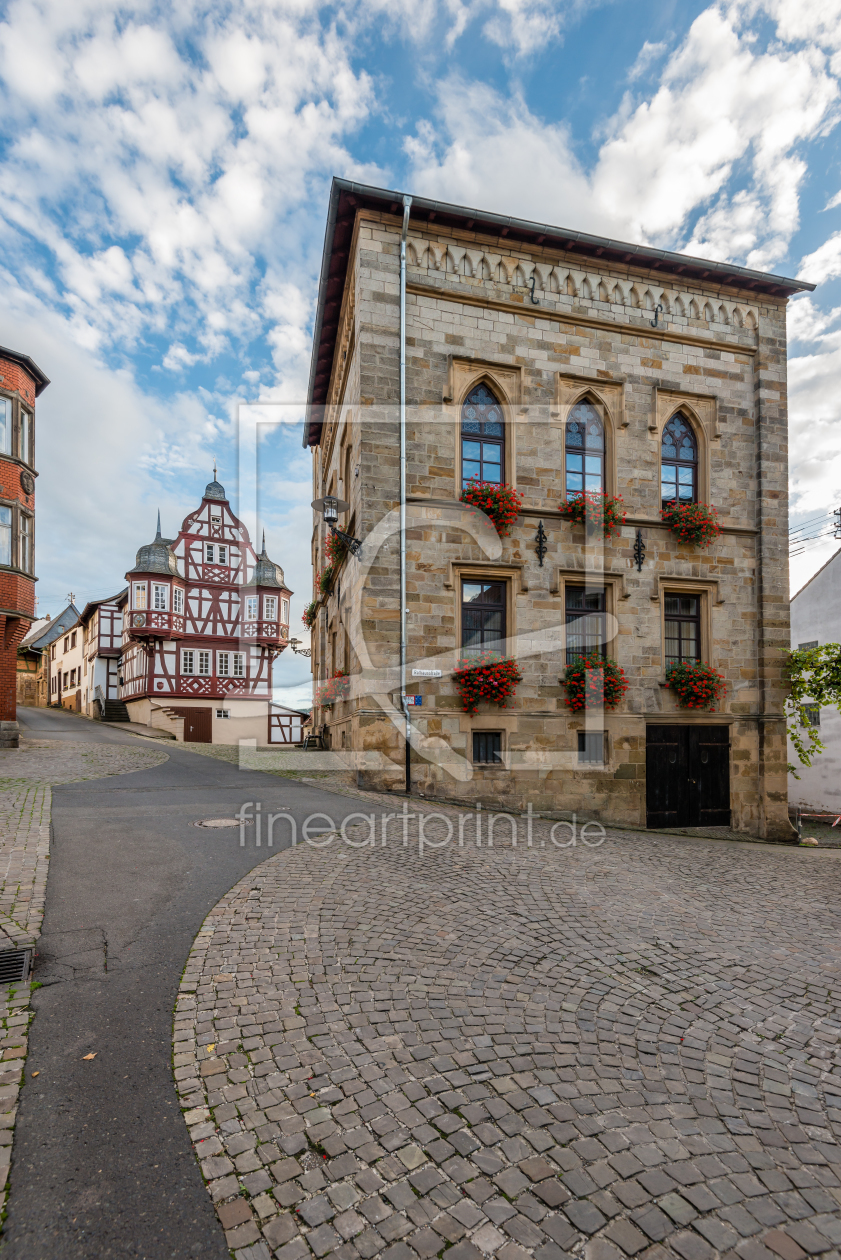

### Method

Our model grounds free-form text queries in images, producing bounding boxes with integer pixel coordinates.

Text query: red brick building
[0,346,49,746]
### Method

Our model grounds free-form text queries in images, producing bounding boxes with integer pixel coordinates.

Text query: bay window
[245,597,258,621]
[19,514,31,573]
[153,584,168,611]
[133,583,147,609]
[173,588,184,614]
[0,506,11,566]
[264,596,278,621]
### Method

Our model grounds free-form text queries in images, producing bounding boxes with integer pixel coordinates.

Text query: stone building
[0,346,46,744]
[304,179,809,842]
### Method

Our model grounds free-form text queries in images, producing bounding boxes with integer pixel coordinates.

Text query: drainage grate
[0,949,31,985]
[193,818,241,829]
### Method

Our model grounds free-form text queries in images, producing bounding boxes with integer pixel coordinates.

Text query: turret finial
[156,509,162,539]
[213,458,217,480]
[262,529,266,554]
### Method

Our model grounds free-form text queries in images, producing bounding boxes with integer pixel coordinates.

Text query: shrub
[558,491,626,540]
[460,481,524,537]
[562,652,628,711]
[666,661,726,709]
[660,501,721,548]
[452,654,522,716]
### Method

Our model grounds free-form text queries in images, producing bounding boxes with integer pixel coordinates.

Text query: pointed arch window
[661,412,697,508]
[565,401,604,497]
[461,383,504,488]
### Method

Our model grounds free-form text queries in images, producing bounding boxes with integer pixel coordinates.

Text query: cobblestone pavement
[0,734,170,1223]
[175,810,841,1260]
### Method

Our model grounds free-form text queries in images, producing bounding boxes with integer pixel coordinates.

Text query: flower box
[562,653,628,711]
[660,501,721,548]
[315,672,350,706]
[302,601,317,630]
[558,492,626,540]
[452,653,522,716]
[459,481,524,537]
[666,661,726,709]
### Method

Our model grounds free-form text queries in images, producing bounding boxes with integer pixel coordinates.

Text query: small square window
[800,705,820,728]
[216,709,230,719]
[473,731,503,764]
[578,731,605,764]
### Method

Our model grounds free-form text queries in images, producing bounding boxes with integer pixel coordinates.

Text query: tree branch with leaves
[784,643,841,776]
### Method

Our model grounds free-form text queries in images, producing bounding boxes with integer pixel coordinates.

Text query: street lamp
[288,637,312,657]
[311,495,362,557]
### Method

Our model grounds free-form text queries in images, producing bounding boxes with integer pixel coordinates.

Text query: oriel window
[19,411,32,465]
[0,506,11,567]
[461,581,506,655]
[565,586,607,663]
[664,595,700,665]
[0,400,9,456]
[565,402,604,497]
[661,413,697,508]
[19,514,31,573]
[461,384,504,488]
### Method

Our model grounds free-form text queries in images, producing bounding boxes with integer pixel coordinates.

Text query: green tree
[785,644,841,775]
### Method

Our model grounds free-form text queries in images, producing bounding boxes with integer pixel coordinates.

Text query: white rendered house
[789,545,841,813]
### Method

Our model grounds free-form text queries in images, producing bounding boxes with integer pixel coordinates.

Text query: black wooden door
[690,726,731,826]
[646,725,730,828]
[646,725,687,828]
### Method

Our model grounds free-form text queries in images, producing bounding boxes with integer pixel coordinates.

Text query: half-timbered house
[79,592,125,718]
[119,476,295,745]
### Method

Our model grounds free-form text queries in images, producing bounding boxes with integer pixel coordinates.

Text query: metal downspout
[400,194,412,794]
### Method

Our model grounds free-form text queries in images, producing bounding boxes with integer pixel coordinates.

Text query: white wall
[789,548,841,811]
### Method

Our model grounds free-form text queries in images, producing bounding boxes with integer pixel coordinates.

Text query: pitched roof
[79,590,128,624]
[0,345,50,396]
[20,603,80,651]
[791,545,841,603]
[306,177,816,442]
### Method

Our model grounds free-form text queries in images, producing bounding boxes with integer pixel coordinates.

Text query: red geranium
[452,653,522,716]
[559,491,626,540]
[660,501,721,548]
[562,653,628,711]
[460,481,524,537]
[666,661,726,709]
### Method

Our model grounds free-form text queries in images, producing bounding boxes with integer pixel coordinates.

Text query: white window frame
[217,652,230,677]
[218,545,227,564]
[232,653,245,678]
[181,650,195,675]
[134,583,147,610]
[197,651,211,676]
[264,596,278,621]
[206,544,214,562]
[216,709,230,719]
[281,598,289,623]
[153,584,168,611]
[173,588,184,614]
[245,596,258,621]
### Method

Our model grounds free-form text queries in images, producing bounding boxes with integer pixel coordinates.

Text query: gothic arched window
[565,401,604,497]
[661,412,697,508]
[461,383,504,489]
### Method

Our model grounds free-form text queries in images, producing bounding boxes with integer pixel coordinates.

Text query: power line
[789,509,837,536]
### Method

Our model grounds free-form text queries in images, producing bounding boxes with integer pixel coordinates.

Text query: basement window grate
[0,949,31,985]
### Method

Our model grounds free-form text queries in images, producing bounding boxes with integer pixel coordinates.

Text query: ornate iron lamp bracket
[633,528,646,572]
[535,520,548,567]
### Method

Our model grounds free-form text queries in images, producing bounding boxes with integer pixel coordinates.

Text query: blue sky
[3,0,841,707]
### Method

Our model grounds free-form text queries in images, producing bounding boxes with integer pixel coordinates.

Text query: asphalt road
[3,708,391,1260]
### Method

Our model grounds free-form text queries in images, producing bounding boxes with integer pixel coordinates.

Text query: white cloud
[407,4,838,267]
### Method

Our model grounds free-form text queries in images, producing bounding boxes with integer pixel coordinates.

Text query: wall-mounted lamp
[288,637,312,657]
[311,495,363,557]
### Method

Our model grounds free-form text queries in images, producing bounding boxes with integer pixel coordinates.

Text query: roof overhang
[304,177,817,446]
[0,346,50,397]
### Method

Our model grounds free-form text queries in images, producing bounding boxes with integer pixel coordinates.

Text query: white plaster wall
[788,548,841,811]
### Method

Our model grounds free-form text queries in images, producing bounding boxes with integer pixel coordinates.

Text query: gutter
[400,195,412,793]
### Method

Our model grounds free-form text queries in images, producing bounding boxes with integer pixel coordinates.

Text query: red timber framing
[120,483,292,705]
